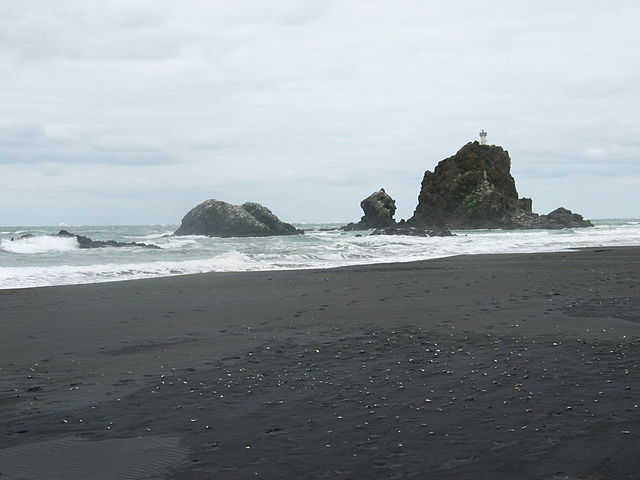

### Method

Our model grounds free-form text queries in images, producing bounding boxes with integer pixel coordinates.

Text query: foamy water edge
[1,221,639,289]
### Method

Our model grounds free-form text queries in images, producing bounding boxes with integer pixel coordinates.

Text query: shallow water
[1,219,639,289]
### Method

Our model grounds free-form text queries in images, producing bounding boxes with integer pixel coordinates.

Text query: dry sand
[1,247,639,479]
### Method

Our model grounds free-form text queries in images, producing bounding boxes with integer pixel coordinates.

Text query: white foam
[136,231,175,240]
[0,236,79,254]
[0,250,262,289]
[1,220,639,289]
[159,238,200,250]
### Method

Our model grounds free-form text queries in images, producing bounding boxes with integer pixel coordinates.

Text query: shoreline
[1,247,639,479]
[3,243,640,293]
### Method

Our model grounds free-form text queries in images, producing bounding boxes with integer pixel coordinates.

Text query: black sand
[1,247,639,479]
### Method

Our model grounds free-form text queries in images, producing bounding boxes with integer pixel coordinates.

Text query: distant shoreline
[1,217,639,228]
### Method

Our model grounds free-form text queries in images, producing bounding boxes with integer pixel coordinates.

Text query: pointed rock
[409,141,593,229]
[343,189,397,230]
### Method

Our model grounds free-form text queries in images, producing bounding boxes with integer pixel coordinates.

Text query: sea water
[0,219,638,289]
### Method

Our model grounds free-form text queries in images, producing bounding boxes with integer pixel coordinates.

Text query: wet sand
[1,247,639,479]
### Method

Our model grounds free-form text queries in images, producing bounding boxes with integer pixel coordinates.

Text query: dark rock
[409,141,593,230]
[341,222,360,231]
[518,197,533,213]
[56,230,161,249]
[371,226,454,237]
[540,207,593,229]
[174,201,267,237]
[174,199,303,237]
[343,189,397,231]
[240,202,302,236]
[491,207,594,230]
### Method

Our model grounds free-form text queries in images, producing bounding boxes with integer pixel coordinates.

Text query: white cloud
[1,0,639,224]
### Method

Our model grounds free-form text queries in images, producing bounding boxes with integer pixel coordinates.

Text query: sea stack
[174,199,303,237]
[409,141,593,230]
[342,189,397,231]
[342,189,454,237]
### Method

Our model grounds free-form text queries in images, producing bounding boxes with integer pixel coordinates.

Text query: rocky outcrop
[341,189,455,236]
[541,208,593,229]
[371,226,454,237]
[342,189,397,231]
[174,199,303,237]
[509,208,594,229]
[409,141,593,230]
[56,230,161,249]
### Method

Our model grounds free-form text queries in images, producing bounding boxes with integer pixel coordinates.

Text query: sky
[1,0,639,225]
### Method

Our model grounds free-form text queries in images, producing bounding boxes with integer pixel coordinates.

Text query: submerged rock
[371,226,454,237]
[409,141,593,230]
[343,189,397,231]
[174,199,303,237]
[56,230,161,249]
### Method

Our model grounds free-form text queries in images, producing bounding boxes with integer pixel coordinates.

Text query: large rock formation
[342,189,397,231]
[409,141,593,229]
[174,199,303,237]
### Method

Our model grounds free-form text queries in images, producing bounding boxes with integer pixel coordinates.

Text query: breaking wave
[0,219,639,289]
[0,236,79,254]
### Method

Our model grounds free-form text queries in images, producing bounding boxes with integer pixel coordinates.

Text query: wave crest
[0,236,79,254]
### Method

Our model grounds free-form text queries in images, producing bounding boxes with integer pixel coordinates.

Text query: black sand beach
[1,247,639,479]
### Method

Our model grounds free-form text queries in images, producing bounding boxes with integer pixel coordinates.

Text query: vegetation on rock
[409,141,593,230]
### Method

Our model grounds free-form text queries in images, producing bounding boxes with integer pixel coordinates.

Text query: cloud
[1,1,639,224]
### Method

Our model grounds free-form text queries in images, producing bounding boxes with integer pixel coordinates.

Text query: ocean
[1,219,639,290]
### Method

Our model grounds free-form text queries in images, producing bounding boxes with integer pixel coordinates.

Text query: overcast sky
[1,1,639,225]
